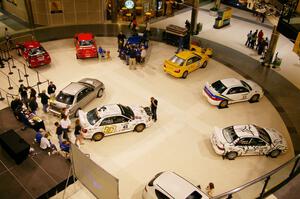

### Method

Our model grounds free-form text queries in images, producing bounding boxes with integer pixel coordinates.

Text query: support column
[263,26,280,66]
[191,0,199,35]
[111,0,118,23]
[24,0,35,28]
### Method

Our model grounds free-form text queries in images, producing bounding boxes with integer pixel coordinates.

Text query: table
[0,129,30,164]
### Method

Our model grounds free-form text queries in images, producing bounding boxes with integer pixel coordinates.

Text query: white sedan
[203,78,264,108]
[79,104,153,141]
[211,124,288,160]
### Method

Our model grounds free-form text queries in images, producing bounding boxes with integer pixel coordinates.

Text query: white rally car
[203,78,264,108]
[211,124,288,160]
[79,104,153,141]
[142,171,209,199]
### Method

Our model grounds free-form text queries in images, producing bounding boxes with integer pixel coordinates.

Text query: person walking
[256,30,264,50]
[39,90,50,113]
[60,115,71,141]
[258,37,268,55]
[150,97,158,122]
[28,96,38,114]
[245,30,252,47]
[47,81,57,100]
[250,30,258,49]
[55,122,63,143]
[74,119,84,146]
[117,32,126,51]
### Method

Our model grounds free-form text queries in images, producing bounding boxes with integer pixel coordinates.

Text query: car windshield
[29,47,45,56]
[186,191,202,199]
[212,80,227,94]
[87,108,101,125]
[118,104,134,119]
[169,55,185,66]
[79,40,93,46]
[56,91,74,105]
[222,126,238,143]
[255,125,271,144]
[241,80,252,91]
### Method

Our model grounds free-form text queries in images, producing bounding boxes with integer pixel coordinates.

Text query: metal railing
[212,154,300,199]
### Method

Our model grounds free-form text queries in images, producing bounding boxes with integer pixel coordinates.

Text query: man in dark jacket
[28,96,38,114]
[117,32,126,51]
[19,84,28,106]
[150,97,158,122]
[47,81,56,98]
[39,90,50,113]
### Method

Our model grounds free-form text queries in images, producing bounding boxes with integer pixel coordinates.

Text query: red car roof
[77,33,94,41]
[22,41,41,49]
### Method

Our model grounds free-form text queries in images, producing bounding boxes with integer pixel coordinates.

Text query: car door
[235,137,256,155]
[249,138,270,155]
[112,116,132,133]
[76,87,94,108]
[99,117,118,135]
[226,86,250,102]
[186,57,195,72]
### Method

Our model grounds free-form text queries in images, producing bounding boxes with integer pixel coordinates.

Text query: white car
[79,104,153,141]
[203,78,264,108]
[211,124,288,160]
[142,171,209,199]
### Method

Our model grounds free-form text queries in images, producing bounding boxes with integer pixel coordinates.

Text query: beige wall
[2,0,29,22]
[31,0,106,26]
[297,1,300,14]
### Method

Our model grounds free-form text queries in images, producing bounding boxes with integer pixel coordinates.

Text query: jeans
[57,134,63,143]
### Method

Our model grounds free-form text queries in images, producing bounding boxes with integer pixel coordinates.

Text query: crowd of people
[245,29,269,56]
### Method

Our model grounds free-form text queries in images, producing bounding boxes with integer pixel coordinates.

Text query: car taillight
[174,69,180,73]
[82,129,87,133]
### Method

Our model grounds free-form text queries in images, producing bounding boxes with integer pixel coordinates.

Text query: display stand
[213,7,232,29]
[163,24,190,49]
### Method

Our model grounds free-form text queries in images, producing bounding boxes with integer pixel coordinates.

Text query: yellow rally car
[163,46,212,79]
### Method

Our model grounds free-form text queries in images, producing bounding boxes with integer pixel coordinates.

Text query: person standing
[60,115,71,141]
[117,32,126,51]
[29,87,37,99]
[140,46,147,64]
[47,81,57,99]
[206,182,215,197]
[245,30,252,47]
[256,30,264,50]
[55,122,63,143]
[176,37,184,53]
[74,119,84,146]
[250,30,258,49]
[129,46,136,69]
[28,96,38,114]
[39,90,50,113]
[150,97,158,122]
[19,84,28,105]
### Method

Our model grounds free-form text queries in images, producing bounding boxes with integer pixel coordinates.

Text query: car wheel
[134,124,146,133]
[218,100,228,109]
[226,151,238,160]
[182,71,188,79]
[201,61,208,68]
[92,132,104,141]
[249,94,260,103]
[97,88,104,98]
[269,149,281,158]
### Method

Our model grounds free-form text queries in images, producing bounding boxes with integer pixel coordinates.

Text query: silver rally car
[211,124,288,160]
[79,104,153,141]
[49,78,105,118]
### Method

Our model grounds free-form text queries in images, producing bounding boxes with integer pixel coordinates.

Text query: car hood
[50,100,70,109]
[78,110,91,128]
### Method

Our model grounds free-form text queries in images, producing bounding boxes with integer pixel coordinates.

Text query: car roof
[77,33,94,40]
[176,50,197,59]
[154,171,208,199]
[220,78,243,88]
[233,125,260,138]
[23,41,41,49]
[97,104,122,118]
[62,82,86,96]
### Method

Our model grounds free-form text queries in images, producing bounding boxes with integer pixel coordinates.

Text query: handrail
[212,153,300,198]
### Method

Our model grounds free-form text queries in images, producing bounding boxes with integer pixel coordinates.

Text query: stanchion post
[0,91,5,101]
[23,64,29,77]
[25,75,29,87]
[11,56,16,68]
[17,69,23,82]
[7,76,13,90]
[8,60,13,75]
[37,71,41,85]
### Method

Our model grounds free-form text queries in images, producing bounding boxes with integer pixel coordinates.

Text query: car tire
[92,132,104,141]
[134,124,146,133]
[97,88,104,98]
[182,71,188,79]
[249,94,260,103]
[226,151,238,160]
[218,100,228,109]
[201,61,208,68]
[269,149,281,158]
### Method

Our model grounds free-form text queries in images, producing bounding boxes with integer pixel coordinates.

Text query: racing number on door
[103,125,116,134]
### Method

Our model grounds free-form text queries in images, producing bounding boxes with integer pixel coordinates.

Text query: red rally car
[17,41,51,68]
[74,33,98,59]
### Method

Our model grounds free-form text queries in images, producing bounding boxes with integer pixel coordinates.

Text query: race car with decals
[203,78,264,108]
[211,124,288,160]
[74,32,98,59]
[78,104,153,141]
[16,41,51,68]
